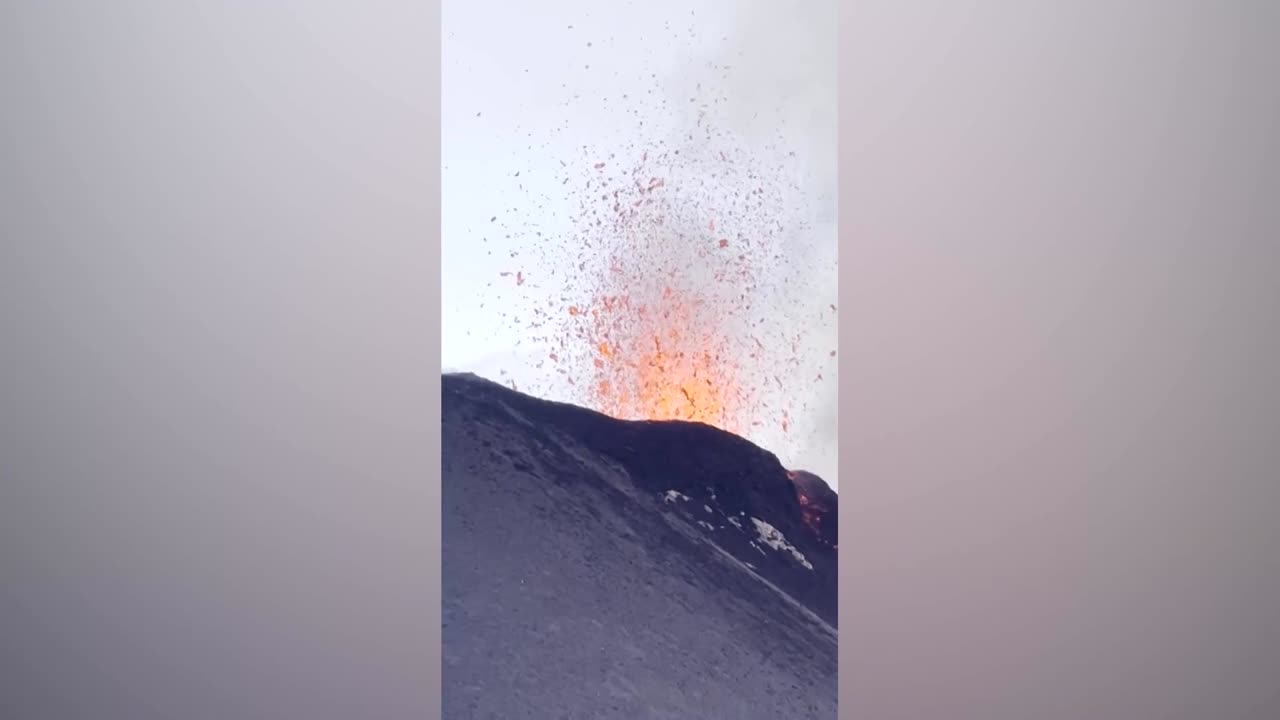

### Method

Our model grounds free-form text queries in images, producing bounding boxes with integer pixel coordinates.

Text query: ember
[484,125,834,463]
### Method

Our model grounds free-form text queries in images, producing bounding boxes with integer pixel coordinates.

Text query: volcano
[442,372,837,718]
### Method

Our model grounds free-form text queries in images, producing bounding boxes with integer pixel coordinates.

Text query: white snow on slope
[750,517,814,570]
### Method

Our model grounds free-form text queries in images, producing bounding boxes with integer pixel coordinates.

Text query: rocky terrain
[442,372,838,719]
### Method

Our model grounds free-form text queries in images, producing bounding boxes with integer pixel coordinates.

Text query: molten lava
[789,469,838,549]
[576,290,744,433]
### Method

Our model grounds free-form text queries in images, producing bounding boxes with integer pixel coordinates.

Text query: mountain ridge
[442,371,838,627]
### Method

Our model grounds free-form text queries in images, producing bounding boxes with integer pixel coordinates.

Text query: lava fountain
[526,137,830,448]
[497,118,835,476]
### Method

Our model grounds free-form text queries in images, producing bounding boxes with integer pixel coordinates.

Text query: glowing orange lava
[580,293,743,432]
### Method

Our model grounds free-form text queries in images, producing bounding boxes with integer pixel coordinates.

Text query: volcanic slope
[442,373,838,719]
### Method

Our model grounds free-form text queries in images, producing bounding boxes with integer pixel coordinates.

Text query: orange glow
[551,273,746,432]
[501,137,836,453]
[542,147,793,437]
[583,298,742,431]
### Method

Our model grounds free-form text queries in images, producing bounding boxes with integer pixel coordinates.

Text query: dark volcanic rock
[790,469,839,551]
[442,372,838,719]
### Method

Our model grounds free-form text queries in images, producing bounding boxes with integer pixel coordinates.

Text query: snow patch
[697,520,716,532]
[703,504,714,513]
[663,490,690,504]
[727,516,742,529]
[750,517,814,570]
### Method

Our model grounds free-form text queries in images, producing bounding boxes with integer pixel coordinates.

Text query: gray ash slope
[443,373,837,719]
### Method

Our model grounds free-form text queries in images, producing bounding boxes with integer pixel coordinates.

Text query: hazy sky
[442,0,839,485]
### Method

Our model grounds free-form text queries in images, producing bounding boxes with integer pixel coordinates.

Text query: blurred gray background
[2,3,440,718]
[842,2,1280,718]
